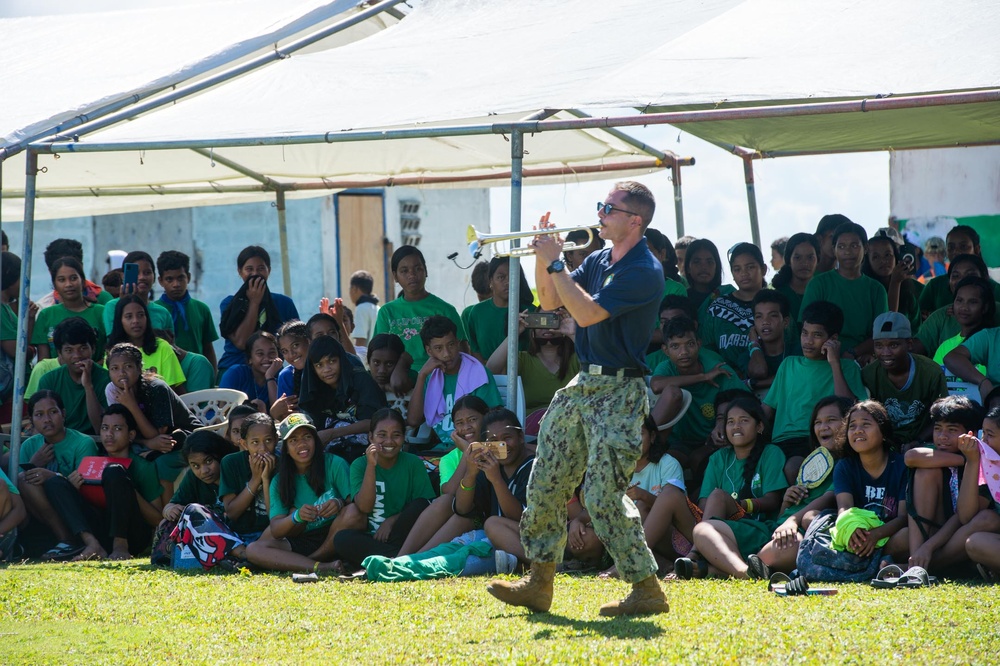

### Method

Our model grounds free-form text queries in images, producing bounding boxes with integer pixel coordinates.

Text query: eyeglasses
[597,202,640,217]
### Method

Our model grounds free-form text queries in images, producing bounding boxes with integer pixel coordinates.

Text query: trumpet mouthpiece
[468,240,481,258]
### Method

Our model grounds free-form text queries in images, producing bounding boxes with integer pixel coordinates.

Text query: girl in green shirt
[685,396,788,579]
[32,256,105,362]
[770,232,819,325]
[683,239,724,311]
[700,243,768,376]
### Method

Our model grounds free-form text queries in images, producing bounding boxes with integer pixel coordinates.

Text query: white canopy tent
[7,0,999,470]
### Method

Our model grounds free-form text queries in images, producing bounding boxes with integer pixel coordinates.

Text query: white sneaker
[494,549,518,575]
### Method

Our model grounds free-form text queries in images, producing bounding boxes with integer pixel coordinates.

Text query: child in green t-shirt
[244,413,355,574]
[407,316,502,443]
[745,289,795,392]
[763,300,867,481]
[162,430,237,523]
[650,316,749,468]
[156,251,219,374]
[333,408,436,569]
[686,396,788,579]
[219,413,278,541]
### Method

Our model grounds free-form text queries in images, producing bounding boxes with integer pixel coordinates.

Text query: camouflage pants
[520,373,657,583]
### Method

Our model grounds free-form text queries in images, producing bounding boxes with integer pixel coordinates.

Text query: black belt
[580,363,644,378]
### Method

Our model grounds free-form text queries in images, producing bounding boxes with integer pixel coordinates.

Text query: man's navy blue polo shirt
[570,237,662,372]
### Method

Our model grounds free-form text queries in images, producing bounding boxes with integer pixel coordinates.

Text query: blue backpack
[795,510,883,582]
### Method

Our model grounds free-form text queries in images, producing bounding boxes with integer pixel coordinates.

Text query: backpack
[795,510,883,582]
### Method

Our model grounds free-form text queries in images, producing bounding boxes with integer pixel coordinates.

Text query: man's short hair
[349,270,374,294]
[52,316,97,351]
[156,250,190,275]
[470,261,491,297]
[1,230,8,249]
[613,181,655,230]
[751,289,790,318]
[662,316,698,342]
[770,236,789,254]
[420,315,458,346]
[237,245,271,270]
[800,300,844,337]
[929,396,983,432]
[43,238,84,270]
[102,268,123,291]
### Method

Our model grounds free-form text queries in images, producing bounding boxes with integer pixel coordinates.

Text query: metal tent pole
[8,150,37,480]
[671,155,685,238]
[741,155,761,248]
[275,189,292,297]
[505,130,524,414]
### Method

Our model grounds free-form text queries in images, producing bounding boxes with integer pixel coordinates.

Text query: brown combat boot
[487,561,556,612]
[598,575,670,617]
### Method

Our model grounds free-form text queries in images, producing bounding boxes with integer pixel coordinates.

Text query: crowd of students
[0,216,999,586]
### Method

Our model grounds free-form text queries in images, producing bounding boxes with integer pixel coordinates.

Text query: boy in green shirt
[156,251,220,374]
[651,316,749,468]
[862,312,947,450]
[763,301,867,480]
[38,317,110,434]
[408,316,502,444]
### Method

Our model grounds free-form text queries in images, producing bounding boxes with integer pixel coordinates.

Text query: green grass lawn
[1,560,997,665]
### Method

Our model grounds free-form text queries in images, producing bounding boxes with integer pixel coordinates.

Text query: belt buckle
[587,364,603,376]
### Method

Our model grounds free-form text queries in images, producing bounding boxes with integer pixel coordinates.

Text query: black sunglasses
[597,202,640,217]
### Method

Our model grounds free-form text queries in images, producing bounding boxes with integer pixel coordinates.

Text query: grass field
[1,560,997,665]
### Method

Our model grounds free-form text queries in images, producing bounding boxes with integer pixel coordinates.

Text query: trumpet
[466,224,598,258]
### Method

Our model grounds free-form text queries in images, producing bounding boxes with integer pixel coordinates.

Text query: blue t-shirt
[219,364,270,406]
[570,237,662,371]
[277,364,296,398]
[218,292,299,372]
[832,452,907,521]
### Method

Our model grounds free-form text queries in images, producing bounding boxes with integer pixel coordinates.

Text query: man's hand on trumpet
[530,212,563,264]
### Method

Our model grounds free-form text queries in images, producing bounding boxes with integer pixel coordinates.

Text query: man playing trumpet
[487,181,670,617]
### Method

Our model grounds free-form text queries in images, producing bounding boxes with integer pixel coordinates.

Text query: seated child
[763,300,867,481]
[161,430,238,525]
[749,396,853,577]
[646,294,698,372]
[953,409,1000,580]
[38,316,110,434]
[745,289,795,392]
[107,295,186,391]
[332,408,436,568]
[396,396,490,557]
[17,390,99,560]
[832,400,909,566]
[224,404,259,449]
[597,416,685,577]
[270,320,310,421]
[348,408,534,581]
[862,312,947,450]
[904,396,989,572]
[684,396,788,579]
[156,250,219,372]
[244,413,356,573]
[105,343,204,493]
[219,331,281,410]
[407,316,502,444]
[650,316,749,469]
[298,335,387,461]
[219,413,278,543]
[156,328,215,393]
[101,250,174,336]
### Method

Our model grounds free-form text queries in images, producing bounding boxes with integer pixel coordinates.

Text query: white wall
[890,146,1000,219]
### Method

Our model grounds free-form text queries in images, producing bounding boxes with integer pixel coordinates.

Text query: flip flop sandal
[41,542,84,561]
[768,572,791,591]
[977,563,997,584]
[673,556,707,580]
[783,575,810,596]
[871,564,905,589]
[338,569,367,583]
[897,566,937,588]
[746,554,771,581]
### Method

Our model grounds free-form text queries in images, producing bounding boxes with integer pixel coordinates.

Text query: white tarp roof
[1,0,711,220]
[6,0,998,221]
[0,0,397,153]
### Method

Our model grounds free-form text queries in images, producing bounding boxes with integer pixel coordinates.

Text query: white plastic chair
[180,388,249,427]
[943,365,982,404]
[494,374,526,427]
